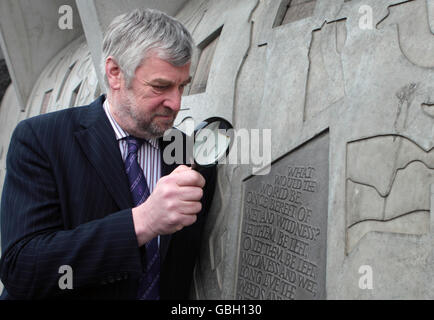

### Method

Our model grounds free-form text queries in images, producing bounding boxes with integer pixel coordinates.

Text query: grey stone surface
[176,0,260,126]
[177,0,434,299]
[23,36,99,119]
[237,132,329,300]
[0,85,21,198]
[0,59,11,104]
[0,36,99,212]
[0,0,83,109]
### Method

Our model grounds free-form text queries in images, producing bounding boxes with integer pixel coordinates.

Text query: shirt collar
[103,99,160,150]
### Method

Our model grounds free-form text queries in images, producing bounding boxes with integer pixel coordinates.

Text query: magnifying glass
[190,117,234,170]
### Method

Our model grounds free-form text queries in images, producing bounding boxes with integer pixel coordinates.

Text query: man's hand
[132,165,206,246]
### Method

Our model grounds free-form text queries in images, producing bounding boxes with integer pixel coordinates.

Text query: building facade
[0,0,433,299]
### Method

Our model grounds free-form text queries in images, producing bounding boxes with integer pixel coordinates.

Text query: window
[274,0,317,27]
[188,26,223,95]
[40,89,53,114]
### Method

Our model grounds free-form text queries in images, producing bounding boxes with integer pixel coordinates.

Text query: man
[0,8,215,299]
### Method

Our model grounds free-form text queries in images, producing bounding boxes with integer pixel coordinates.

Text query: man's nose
[163,87,182,112]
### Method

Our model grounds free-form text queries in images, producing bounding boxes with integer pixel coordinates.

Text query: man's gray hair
[101,8,194,90]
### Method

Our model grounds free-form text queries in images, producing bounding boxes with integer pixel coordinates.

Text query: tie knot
[125,136,144,154]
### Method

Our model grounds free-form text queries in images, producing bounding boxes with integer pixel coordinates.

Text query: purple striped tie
[124,136,160,300]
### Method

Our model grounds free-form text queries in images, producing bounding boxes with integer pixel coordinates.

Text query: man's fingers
[177,201,202,216]
[172,164,191,174]
[175,170,206,188]
[178,186,203,201]
[177,214,197,229]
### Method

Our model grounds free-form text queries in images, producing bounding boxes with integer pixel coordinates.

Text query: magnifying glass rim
[193,117,234,167]
[195,117,233,131]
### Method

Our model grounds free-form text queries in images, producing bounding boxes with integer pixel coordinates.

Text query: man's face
[114,53,191,139]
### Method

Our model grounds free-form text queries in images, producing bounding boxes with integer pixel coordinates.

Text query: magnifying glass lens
[192,118,234,168]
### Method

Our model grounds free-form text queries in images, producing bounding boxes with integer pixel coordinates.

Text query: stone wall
[174,0,434,299]
[0,60,11,105]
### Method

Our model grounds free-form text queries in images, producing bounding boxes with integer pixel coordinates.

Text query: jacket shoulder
[15,95,104,137]
[21,105,87,130]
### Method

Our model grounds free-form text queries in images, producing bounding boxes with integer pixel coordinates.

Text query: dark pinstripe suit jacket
[0,95,216,300]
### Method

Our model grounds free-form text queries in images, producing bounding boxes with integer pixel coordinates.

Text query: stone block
[237,132,329,299]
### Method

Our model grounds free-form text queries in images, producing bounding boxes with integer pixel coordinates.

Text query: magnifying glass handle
[188,155,198,171]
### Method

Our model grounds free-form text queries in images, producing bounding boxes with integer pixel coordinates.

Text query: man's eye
[153,85,168,90]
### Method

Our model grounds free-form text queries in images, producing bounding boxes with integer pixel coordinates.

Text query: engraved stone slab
[236,132,329,300]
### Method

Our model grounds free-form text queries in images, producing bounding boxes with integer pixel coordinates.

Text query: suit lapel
[74,96,132,210]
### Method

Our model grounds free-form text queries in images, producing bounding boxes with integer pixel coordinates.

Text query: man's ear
[105,57,123,90]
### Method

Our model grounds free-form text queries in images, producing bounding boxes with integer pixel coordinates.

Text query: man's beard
[122,92,177,139]
[145,113,176,138]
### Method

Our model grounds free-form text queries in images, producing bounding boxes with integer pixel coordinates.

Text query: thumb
[172,165,192,174]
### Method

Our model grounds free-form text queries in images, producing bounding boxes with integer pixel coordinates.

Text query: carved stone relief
[237,132,329,300]
[188,27,222,95]
[25,37,99,119]
[377,0,434,68]
[274,0,317,27]
[346,135,433,253]
[176,0,261,299]
[304,19,347,121]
